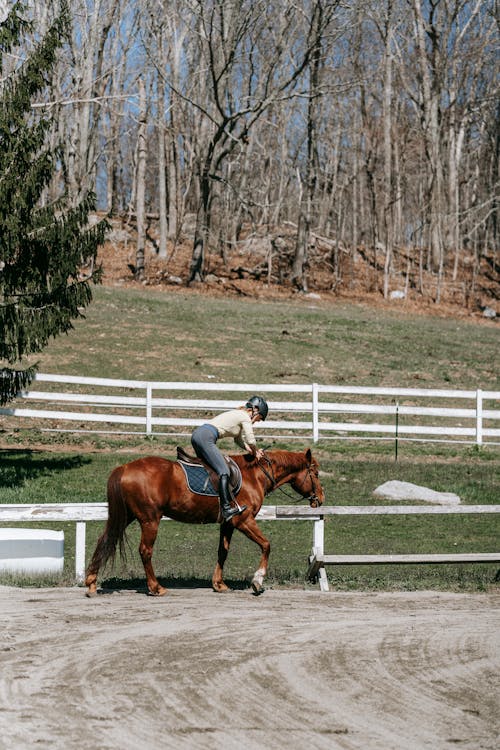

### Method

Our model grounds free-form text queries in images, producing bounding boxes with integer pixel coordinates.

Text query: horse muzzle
[308,494,322,509]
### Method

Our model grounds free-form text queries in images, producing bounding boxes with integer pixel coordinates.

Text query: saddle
[176,446,242,497]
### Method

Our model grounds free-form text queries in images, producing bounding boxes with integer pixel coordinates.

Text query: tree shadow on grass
[98,576,250,595]
[0,449,92,489]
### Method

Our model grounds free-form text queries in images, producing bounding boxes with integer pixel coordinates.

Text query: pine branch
[0,365,37,406]
[0,2,106,404]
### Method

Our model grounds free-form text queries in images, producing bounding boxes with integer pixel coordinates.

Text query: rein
[257,451,320,506]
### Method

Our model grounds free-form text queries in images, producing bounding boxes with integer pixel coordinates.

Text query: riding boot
[219,474,246,521]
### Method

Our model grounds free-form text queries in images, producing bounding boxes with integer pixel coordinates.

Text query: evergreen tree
[0,1,107,405]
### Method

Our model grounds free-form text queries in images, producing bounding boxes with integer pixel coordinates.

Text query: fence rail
[300,504,500,590]
[0,373,499,445]
[1,503,499,591]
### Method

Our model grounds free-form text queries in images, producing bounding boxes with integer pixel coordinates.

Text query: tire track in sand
[0,588,498,750]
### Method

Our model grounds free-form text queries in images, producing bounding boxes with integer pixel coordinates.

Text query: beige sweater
[207,409,256,450]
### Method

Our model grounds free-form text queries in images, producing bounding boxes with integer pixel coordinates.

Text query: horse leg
[139,519,167,596]
[235,517,271,596]
[85,512,135,597]
[84,535,105,597]
[212,522,235,593]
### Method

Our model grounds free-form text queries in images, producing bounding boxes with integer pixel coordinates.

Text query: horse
[85,448,324,597]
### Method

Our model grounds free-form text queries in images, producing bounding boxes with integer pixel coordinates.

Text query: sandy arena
[0,586,499,750]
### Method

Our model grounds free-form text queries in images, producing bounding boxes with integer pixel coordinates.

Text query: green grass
[1,284,499,591]
[0,445,498,591]
[16,285,500,388]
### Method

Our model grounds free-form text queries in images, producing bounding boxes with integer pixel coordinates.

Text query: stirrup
[222,501,247,521]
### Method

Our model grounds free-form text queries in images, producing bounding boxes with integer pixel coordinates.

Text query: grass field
[17,285,500,388]
[1,284,499,591]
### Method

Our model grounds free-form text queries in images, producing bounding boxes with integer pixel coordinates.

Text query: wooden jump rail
[276,505,500,592]
[1,503,499,591]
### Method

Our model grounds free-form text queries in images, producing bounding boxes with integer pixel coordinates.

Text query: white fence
[1,373,499,445]
[1,503,499,591]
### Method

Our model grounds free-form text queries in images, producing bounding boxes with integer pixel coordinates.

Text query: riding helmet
[246,395,269,420]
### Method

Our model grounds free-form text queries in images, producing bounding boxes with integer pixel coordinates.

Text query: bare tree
[25,0,499,304]
[64,0,120,200]
[292,1,339,292]
[181,0,339,283]
[135,77,147,280]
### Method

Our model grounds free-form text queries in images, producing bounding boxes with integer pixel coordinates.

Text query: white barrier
[1,503,498,590]
[281,505,500,592]
[0,374,499,446]
[0,528,64,575]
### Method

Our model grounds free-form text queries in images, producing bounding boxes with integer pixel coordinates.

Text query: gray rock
[373,480,461,505]
[482,306,496,319]
[107,228,131,242]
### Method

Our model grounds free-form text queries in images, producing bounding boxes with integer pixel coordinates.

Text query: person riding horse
[191,395,268,521]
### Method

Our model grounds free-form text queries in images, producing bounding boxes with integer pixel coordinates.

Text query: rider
[191,396,268,521]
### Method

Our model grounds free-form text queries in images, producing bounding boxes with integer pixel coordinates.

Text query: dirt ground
[98,219,499,322]
[0,586,499,750]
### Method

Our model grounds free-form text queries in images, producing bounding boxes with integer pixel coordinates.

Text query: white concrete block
[0,528,64,574]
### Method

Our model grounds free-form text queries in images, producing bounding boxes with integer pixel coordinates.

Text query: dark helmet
[246,395,269,421]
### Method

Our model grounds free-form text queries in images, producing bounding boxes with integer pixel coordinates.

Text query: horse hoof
[251,581,265,596]
[212,582,231,593]
[148,586,168,597]
[85,586,97,598]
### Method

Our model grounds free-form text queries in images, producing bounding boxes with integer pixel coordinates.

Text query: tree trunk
[292,3,324,291]
[135,77,147,281]
[189,161,211,283]
[382,1,394,300]
[166,122,179,242]
[412,0,444,275]
[157,111,168,258]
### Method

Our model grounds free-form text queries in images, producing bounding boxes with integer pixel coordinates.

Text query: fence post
[476,389,483,446]
[394,400,399,461]
[313,516,324,554]
[312,382,319,443]
[312,516,329,592]
[146,384,153,435]
[75,522,86,582]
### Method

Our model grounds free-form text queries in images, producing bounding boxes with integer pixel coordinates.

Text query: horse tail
[86,465,131,575]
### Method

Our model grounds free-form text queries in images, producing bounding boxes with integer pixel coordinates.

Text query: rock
[482,306,496,319]
[305,292,321,299]
[107,228,131,242]
[390,290,406,300]
[373,480,461,505]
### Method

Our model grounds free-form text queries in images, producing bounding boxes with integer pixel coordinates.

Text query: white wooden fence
[1,503,499,591]
[1,373,499,446]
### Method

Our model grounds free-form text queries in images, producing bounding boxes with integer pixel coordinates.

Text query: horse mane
[235,449,308,473]
[269,449,307,469]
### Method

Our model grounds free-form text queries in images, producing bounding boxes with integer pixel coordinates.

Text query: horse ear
[305,448,312,462]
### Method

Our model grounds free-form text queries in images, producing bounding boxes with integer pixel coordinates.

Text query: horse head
[290,448,325,508]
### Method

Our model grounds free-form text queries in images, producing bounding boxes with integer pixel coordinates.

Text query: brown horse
[85,448,324,596]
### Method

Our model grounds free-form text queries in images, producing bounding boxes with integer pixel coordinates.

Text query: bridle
[257,451,322,508]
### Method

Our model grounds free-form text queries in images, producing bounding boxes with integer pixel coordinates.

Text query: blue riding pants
[191,424,229,476]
